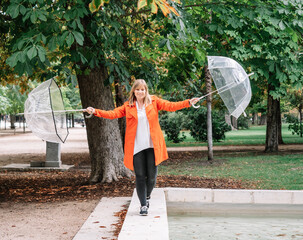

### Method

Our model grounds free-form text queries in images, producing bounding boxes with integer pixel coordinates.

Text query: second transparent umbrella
[192,56,252,119]
[24,78,91,143]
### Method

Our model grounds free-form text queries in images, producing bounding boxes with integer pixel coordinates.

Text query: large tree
[2,0,181,182]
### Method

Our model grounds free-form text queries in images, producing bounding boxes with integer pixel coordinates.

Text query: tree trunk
[114,78,126,149]
[277,102,284,144]
[77,67,131,183]
[252,112,258,125]
[205,66,213,161]
[71,114,75,128]
[299,104,303,137]
[231,116,238,130]
[225,114,232,126]
[265,83,279,152]
[260,114,267,125]
[23,116,26,133]
[10,114,16,129]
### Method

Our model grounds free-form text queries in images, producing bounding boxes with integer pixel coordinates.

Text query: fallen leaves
[112,207,128,238]
[0,151,246,203]
[0,171,135,203]
[0,171,245,203]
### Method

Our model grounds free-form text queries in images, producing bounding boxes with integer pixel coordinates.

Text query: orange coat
[94,96,191,170]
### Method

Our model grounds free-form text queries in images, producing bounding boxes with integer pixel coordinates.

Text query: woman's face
[134,84,146,101]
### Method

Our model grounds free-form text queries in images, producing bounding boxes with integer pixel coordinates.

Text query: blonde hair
[128,79,151,106]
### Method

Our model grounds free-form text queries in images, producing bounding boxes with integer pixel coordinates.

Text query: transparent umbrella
[192,56,253,118]
[24,78,91,143]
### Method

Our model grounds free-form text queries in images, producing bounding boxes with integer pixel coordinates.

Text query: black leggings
[133,148,158,207]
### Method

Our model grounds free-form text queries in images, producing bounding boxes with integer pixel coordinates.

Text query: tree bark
[252,112,258,125]
[260,114,267,125]
[10,114,16,129]
[277,102,284,144]
[205,66,213,161]
[71,114,75,128]
[265,83,279,152]
[300,107,303,138]
[114,78,126,149]
[77,67,131,183]
[231,116,238,130]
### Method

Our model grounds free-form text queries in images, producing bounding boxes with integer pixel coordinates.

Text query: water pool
[167,202,303,240]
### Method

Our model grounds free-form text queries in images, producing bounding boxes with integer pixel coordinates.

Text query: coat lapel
[145,97,156,115]
[128,104,138,119]
[145,102,154,115]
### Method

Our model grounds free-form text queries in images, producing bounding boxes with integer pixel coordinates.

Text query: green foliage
[188,107,231,142]
[2,0,163,88]
[0,86,11,113]
[198,0,303,97]
[0,84,27,114]
[159,111,188,143]
[237,115,250,130]
[285,114,303,137]
[61,85,81,111]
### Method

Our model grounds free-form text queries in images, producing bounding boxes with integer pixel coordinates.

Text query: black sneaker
[140,206,148,216]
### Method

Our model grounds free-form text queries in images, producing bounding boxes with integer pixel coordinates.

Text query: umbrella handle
[192,103,200,109]
[84,112,93,119]
[191,96,205,108]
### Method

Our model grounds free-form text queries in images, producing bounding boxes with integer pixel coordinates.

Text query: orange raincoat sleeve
[154,96,191,111]
[94,105,126,119]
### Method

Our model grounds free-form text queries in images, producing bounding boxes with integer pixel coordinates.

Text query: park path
[1,127,303,157]
[0,127,89,155]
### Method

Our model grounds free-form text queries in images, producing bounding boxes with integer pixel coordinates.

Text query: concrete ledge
[74,188,303,239]
[0,163,74,171]
[164,188,212,202]
[73,197,130,240]
[118,188,169,240]
[164,188,303,204]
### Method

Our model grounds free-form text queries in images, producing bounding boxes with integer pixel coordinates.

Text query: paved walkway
[1,127,303,157]
[0,127,89,155]
[73,197,131,240]
[1,127,303,155]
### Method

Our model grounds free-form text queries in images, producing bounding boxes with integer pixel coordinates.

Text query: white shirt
[133,102,154,155]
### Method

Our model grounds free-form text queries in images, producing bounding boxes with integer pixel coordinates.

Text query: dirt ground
[1,128,303,240]
[0,199,99,240]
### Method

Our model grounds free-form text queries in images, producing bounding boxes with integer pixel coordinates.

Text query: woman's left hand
[189,98,199,106]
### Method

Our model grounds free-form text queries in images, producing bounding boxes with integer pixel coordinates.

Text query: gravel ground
[0,200,99,240]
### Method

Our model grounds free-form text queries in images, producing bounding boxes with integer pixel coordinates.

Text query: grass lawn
[161,124,303,190]
[159,153,303,190]
[165,124,303,147]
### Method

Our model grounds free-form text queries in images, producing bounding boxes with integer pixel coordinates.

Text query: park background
[0,0,303,239]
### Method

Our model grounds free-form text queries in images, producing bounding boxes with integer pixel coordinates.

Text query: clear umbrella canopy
[193,56,252,119]
[24,79,69,143]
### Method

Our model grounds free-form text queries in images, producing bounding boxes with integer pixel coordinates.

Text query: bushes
[160,107,231,143]
[285,114,303,137]
[237,115,250,129]
[188,107,231,142]
[159,112,188,143]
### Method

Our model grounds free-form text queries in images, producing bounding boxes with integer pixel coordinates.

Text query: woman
[85,79,198,216]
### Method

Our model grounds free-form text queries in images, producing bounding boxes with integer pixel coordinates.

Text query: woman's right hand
[85,107,95,115]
